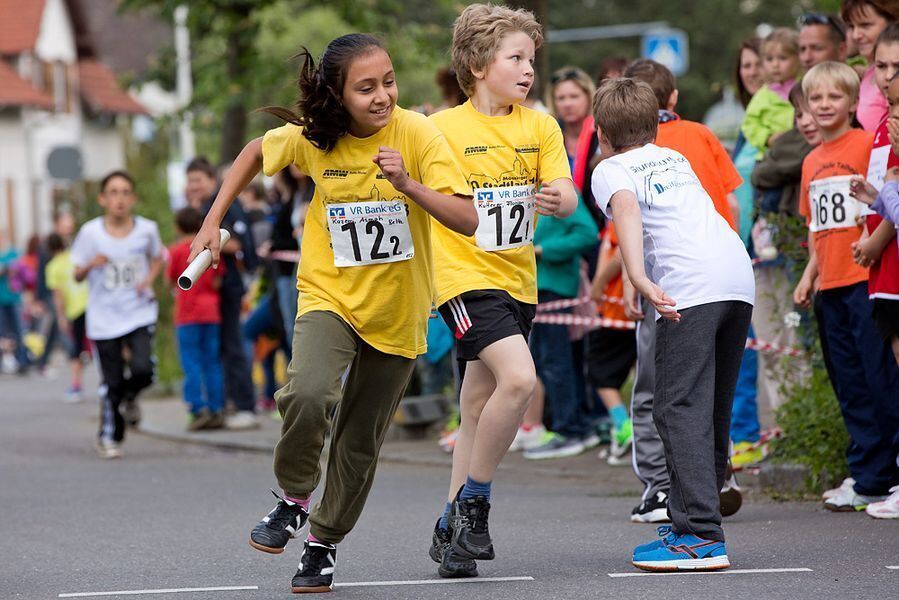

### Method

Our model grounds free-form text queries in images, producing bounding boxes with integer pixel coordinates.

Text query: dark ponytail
[259,34,387,153]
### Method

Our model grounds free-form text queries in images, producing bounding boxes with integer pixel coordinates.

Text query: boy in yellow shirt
[427,3,577,578]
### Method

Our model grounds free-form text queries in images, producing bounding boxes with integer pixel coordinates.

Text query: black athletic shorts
[438,289,536,362]
[585,326,637,389]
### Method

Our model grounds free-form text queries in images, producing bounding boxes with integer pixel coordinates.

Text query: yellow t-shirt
[45,250,88,320]
[262,107,470,359]
[429,100,572,305]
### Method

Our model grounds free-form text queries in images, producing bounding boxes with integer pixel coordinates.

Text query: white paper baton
[178,228,231,291]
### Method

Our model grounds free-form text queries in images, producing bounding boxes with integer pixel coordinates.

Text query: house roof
[0,60,54,109]
[78,59,148,115]
[0,0,46,54]
[0,0,94,57]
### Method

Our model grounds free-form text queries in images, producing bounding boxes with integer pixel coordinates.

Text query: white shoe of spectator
[824,486,887,512]
[822,477,855,500]
[95,439,123,459]
[508,424,546,452]
[1,354,18,374]
[226,410,261,431]
[865,486,899,519]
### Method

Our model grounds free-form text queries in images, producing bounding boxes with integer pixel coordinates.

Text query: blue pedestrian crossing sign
[642,29,689,76]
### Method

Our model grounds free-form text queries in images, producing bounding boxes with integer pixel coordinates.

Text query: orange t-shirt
[655,118,742,232]
[799,128,872,291]
[597,224,632,327]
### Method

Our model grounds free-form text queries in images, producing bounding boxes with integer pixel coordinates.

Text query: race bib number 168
[808,175,868,233]
[326,200,415,267]
[474,185,537,251]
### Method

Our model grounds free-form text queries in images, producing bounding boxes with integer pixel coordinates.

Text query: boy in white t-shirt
[591,79,754,572]
[72,171,164,459]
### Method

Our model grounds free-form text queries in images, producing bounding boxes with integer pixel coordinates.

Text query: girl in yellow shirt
[190,33,476,593]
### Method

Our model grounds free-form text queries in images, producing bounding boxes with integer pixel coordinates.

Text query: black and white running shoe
[429,520,478,578]
[291,540,336,593]
[631,490,671,523]
[720,462,743,518]
[451,491,495,560]
[249,489,308,554]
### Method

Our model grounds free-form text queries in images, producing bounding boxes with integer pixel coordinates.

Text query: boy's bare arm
[608,190,680,321]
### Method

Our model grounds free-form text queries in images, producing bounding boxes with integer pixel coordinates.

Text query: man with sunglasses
[799,13,848,70]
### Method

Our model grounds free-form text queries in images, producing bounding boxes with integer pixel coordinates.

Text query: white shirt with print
[591,144,755,314]
[70,216,163,340]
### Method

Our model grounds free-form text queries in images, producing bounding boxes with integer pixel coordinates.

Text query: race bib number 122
[474,185,537,251]
[326,200,414,267]
[808,175,867,233]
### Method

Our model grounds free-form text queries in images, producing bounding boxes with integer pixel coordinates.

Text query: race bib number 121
[326,200,414,267]
[474,185,537,251]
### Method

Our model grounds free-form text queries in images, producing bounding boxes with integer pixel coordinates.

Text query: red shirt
[166,240,223,325]
[867,118,899,300]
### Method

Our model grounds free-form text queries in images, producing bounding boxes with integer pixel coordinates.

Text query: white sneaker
[226,410,260,430]
[96,439,123,459]
[1,354,18,374]
[508,425,546,452]
[823,485,886,512]
[865,486,899,519]
[822,477,855,500]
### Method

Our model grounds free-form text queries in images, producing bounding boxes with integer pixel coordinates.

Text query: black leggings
[95,326,155,442]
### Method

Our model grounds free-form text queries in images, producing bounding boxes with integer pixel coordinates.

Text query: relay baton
[178,228,230,291]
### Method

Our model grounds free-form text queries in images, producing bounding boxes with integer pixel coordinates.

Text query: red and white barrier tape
[534,312,806,358]
[536,295,622,312]
[270,250,301,263]
[532,313,636,329]
[744,338,805,357]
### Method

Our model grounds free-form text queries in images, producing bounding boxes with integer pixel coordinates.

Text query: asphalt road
[1,369,897,600]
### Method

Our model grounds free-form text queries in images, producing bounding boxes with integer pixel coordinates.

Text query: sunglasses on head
[799,13,846,38]
[551,69,581,84]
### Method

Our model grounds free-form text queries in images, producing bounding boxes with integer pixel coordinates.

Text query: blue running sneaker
[632,528,730,572]
[633,526,677,555]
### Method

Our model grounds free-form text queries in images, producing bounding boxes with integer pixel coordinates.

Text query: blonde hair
[546,66,596,115]
[451,3,543,97]
[801,60,861,101]
[592,78,658,152]
[762,27,799,58]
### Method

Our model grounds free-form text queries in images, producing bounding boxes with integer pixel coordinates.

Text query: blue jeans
[817,283,899,495]
[0,303,28,367]
[243,295,290,398]
[177,323,224,414]
[730,325,760,443]
[529,291,587,439]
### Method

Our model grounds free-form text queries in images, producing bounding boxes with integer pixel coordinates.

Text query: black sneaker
[429,520,478,578]
[450,491,495,560]
[291,540,336,593]
[630,490,671,523]
[249,489,309,554]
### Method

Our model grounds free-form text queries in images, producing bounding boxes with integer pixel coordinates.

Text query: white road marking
[58,586,258,598]
[608,568,813,578]
[887,566,899,570]
[335,576,535,588]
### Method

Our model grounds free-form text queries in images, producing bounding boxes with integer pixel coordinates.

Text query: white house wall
[34,0,77,62]
[0,116,40,246]
[82,123,125,179]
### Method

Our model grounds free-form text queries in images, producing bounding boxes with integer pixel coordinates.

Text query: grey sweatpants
[654,301,752,542]
[630,299,668,501]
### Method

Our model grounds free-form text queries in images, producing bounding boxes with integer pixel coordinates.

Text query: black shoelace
[460,497,490,534]
[268,501,303,529]
[301,545,333,572]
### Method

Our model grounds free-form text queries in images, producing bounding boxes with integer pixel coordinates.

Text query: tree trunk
[218,6,254,164]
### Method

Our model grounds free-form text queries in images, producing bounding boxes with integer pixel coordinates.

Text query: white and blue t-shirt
[71,216,164,340]
[591,144,755,314]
